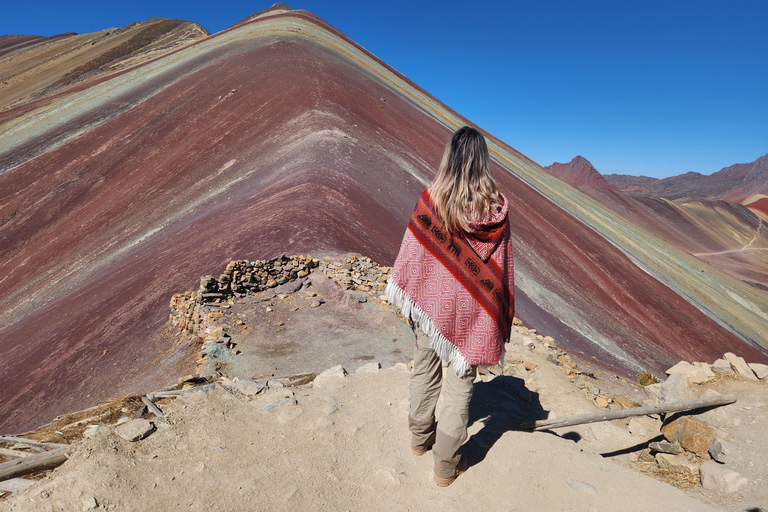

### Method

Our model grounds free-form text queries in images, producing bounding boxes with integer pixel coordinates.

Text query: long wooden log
[0,447,72,482]
[520,394,736,431]
[0,436,68,449]
[0,448,31,459]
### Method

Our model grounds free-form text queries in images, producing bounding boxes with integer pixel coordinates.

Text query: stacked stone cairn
[169,255,319,337]
[640,352,768,494]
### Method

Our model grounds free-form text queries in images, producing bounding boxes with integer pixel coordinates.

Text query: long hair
[431,126,501,233]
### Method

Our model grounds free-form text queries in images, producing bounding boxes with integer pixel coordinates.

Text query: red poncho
[386,189,514,375]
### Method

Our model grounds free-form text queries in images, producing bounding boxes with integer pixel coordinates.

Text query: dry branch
[141,396,164,417]
[0,448,31,459]
[520,394,736,431]
[0,436,68,449]
[0,447,72,482]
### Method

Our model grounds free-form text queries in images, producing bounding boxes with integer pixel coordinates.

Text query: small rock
[723,352,758,381]
[655,453,699,475]
[711,358,733,376]
[267,379,285,388]
[266,279,277,288]
[649,440,683,454]
[748,362,768,380]
[355,362,381,373]
[588,386,600,396]
[229,378,266,396]
[523,362,537,371]
[661,416,715,458]
[708,437,734,464]
[700,460,748,494]
[349,292,368,303]
[655,374,695,405]
[313,365,347,388]
[595,396,609,408]
[81,496,98,510]
[115,419,155,442]
[309,299,324,308]
[83,423,111,438]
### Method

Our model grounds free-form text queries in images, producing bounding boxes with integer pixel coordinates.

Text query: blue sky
[3,1,766,178]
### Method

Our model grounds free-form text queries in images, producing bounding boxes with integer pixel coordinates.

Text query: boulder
[747,362,768,380]
[700,461,748,494]
[661,416,715,458]
[643,383,662,401]
[665,361,713,384]
[723,352,758,381]
[696,389,733,427]
[655,374,694,405]
[711,358,733,376]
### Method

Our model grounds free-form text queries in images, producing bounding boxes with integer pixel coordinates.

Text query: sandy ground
[6,349,767,510]
[2,275,766,511]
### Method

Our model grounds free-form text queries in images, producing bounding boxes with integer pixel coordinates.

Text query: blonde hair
[431,126,501,233]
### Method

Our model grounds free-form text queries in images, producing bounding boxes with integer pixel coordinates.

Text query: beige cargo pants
[409,330,477,478]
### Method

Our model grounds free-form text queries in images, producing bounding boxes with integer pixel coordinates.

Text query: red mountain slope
[1,8,766,433]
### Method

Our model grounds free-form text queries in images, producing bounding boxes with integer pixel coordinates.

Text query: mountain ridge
[1,7,766,435]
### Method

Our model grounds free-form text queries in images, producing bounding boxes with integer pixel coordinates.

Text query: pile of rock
[645,352,768,406]
[169,255,320,336]
[201,255,318,302]
[508,324,631,407]
[320,254,390,296]
[639,352,768,495]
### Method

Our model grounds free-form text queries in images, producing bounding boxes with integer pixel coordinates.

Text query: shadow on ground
[463,375,549,467]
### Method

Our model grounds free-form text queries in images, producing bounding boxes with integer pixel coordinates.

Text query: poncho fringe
[387,280,507,377]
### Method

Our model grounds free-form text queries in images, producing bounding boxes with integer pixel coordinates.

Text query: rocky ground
[1,255,766,511]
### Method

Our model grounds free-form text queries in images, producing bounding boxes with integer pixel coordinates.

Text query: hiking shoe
[411,431,436,456]
[434,455,468,487]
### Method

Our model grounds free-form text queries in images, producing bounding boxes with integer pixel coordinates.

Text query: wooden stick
[141,396,164,417]
[0,436,68,449]
[520,394,736,431]
[0,447,72,482]
[0,448,31,459]
[147,383,217,400]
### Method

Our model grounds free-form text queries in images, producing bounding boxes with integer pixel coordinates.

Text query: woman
[386,126,514,486]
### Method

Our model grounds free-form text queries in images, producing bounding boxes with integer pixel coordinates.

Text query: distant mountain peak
[545,155,617,190]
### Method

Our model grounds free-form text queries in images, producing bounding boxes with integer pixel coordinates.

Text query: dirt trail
[2,270,766,511]
[0,366,724,512]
